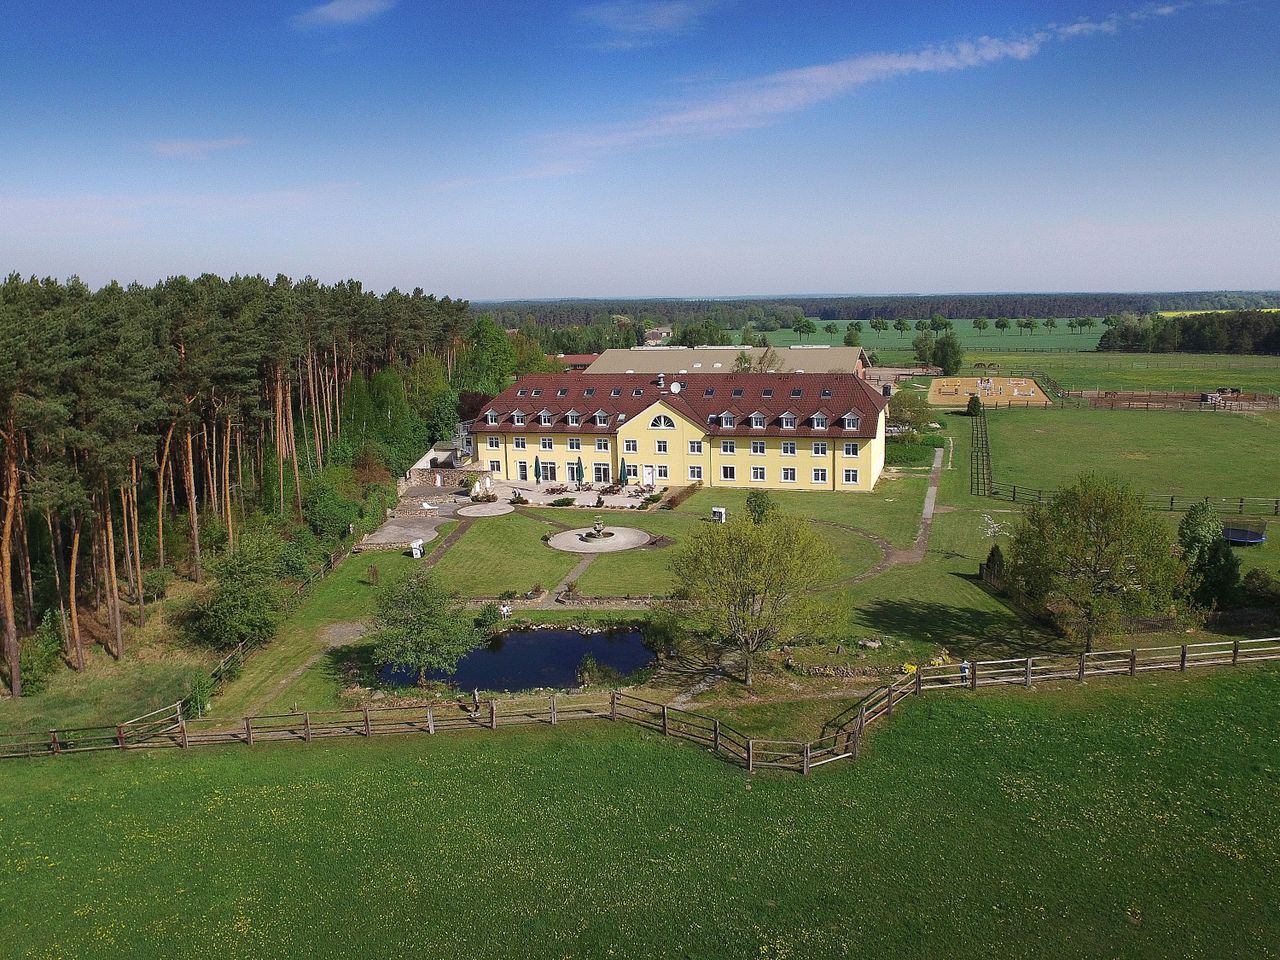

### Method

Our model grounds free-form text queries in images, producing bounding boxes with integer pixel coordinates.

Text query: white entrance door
[517,461,528,482]
[543,463,557,482]
[642,465,655,485]
[593,462,610,483]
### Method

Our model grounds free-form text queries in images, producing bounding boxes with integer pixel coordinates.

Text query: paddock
[928,376,1047,408]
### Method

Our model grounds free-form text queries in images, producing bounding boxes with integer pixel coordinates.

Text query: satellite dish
[669,381,681,393]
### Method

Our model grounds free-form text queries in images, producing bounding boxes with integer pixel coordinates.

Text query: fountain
[581,515,614,541]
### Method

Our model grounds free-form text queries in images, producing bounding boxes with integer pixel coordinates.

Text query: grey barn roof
[583,345,869,376]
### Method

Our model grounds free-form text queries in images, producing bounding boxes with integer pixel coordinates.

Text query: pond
[379,627,655,692]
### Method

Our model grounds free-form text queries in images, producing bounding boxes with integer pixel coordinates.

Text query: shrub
[966,395,983,417]
[476,602,502,632]
[550,497,577,507]
[182,580,282,651]
[185,670,215,718]
[141,566,172,601]
[303,473,362,540]
[509,492,528,505]
[1242,568,1278,605]
[19,611,65,695]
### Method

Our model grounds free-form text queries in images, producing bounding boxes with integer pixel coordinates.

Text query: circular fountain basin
[547,526,650,553]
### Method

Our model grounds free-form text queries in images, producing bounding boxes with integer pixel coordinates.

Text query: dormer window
[812,415,828,430]
[782,415,797,429]
[721,414,735,428]
[512,413,525,426]
[843,415,860,430]
[750,414,765,429]
[594,411,609,427]
[539,412,553,426]
[485,411,499,426]
[567,412,581,426]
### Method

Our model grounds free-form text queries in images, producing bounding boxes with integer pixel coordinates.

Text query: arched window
[649,414,675,429]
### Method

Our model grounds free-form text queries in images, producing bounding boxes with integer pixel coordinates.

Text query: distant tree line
[480,292,1280,328]
[1097,310,1280,355]
[0,272,535,697]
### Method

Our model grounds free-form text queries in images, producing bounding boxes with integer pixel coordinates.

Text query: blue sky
[2,0,1277,298]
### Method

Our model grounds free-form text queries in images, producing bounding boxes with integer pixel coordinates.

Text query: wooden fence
[4,639,1279,770]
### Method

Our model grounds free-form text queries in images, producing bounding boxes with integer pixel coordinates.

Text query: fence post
[914,667,923,695]
[427,704,435,734]
[802,742,811,776]
[50,730,61,755]
[1232,639,1240,666]
[363,706,371,737]
[970,662,978,690]
[244,716,254,746]
[489,700,497,730]
[747,739,755,773]
[1180,645,1187,671]
[886,682,894,718]
[550,694,557,725]
[179,714,189,749]
[713,719,720,753]
[1078,652,1086,682]
[610,690,617,720]
[661,704,669,736]
[304,712,312,742]
[1129,648,1137,677]
[117,724,127,750]
[1025,657,1033,687]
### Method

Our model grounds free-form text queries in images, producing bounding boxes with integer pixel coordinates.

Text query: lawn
[431,511,582,597]
[2,664,1278,959]
[986,407,1280,498]
[962,350,1280,395]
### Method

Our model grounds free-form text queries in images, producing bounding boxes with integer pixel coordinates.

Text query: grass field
[3,664,1278,959]
[961,350,1280,395]
[762,322,1104,353]
[432,510,583,597]
[986,407,1280,498]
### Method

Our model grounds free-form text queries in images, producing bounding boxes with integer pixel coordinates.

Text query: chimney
[657,373,666,390]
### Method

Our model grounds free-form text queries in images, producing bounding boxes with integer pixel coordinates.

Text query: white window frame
[721,465,736,481]
[567,413,581,426]
[812,468,828,484]
[488,460,501,473]
[624,439,638,453]
[649,414,675,429]
[750,414,765,429]
[843,416,860,430]
[594,413,609,427]
[657,465,669,480]
[539,413,553,426]
[625,464,639,479]
[750,466,766,482]
[512,413,525,426]
[781,467,796,483]
[844,442,860,457]
[568,437,582,451]
[781,442,796,456]
[750,440,765,455]
[781,415,796,430]
[721,414,735,428]
[655,440,668,454]
[813,415,827,430]
[485,412,498,426]
[487,436,500,449]
[689,440,703,455]
[596,438,609,451]
[843,468,859,484]
[812,442,828,456]
[688,465,703,481]
[513,437,527,450]
[721,439,735,454]
[540,437,553,451]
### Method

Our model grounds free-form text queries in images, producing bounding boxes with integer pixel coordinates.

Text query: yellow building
[470,372,888,492]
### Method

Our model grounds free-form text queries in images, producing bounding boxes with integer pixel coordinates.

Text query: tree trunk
[129,459,146,627]
[45,510,69,656]
[285,378,304,516]
[743,647,753,687]
[155,422,176,569]
[15,500,35,629]
[68,515,84,670]
[184,427,203,583]
[1,446,22,696]
[101,482,124,658]
[223,415,234,551]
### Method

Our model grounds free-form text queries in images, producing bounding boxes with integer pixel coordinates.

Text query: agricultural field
[761,320,1103,352]
[3,664,1278,960]
[962,350,1280,395]
[985,407,1280,499]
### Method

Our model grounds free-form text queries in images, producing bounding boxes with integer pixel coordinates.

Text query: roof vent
[882,384,892,398]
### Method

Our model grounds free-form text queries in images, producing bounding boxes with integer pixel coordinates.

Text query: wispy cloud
[577,1,721,49]
[292,0,395,29]
[150,137,249,159]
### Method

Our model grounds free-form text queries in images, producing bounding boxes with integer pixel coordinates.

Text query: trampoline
[1223,524,1268,547]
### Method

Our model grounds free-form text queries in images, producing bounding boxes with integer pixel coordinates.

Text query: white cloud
[577,1,720,49]
[292,0,395,29]
[150,137,249,159]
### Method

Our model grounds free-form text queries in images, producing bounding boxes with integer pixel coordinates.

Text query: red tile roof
[478,373,887,438]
